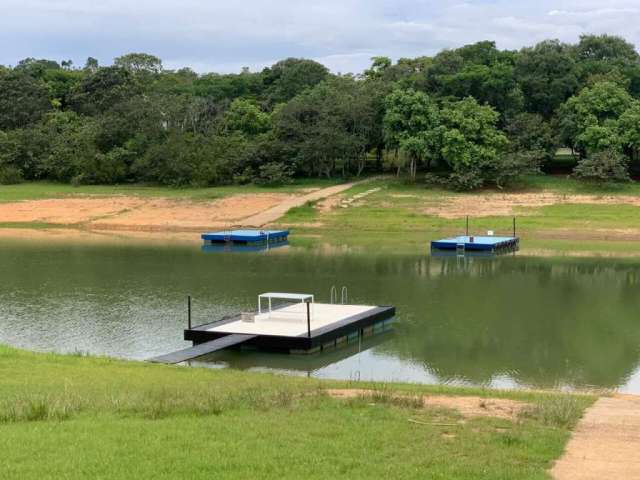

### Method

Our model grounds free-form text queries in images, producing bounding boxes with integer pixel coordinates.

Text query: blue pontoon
[201,229,289,245]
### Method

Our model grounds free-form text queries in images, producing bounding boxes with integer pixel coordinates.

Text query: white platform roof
[258,292,313,301]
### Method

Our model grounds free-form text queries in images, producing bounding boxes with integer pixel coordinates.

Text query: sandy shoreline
[0,181,361,233]
[3,183,640,257]
[0,193,293,231]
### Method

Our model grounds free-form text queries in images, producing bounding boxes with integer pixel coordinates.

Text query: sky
[1,0,640,74]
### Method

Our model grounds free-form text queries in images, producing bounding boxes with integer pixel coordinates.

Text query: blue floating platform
[431,235,519,252]
[201,229,289,245]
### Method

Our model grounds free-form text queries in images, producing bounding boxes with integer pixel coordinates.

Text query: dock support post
[187,295,192,330]
[513,217,516,238]
[466,216,469,236]
[306,301,311,339]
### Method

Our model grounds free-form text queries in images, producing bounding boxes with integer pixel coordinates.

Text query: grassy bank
[0,345,593,479]
[0,178,342,203]
[3,176,640,256]
[281,176,640,256]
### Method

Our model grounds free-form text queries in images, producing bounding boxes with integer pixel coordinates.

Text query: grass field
[0,345,593,479]
[281,176,640,255]
[0,178,342,203]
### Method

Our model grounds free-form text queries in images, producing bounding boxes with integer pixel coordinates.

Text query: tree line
[1,34,640,189]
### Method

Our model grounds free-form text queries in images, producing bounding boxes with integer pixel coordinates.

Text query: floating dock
[150,292,395,364]
[201,229,289,245]
[431,235,519,252]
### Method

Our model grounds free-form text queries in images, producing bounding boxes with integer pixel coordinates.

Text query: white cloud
[548,8,639,18]
[0,0,639,73]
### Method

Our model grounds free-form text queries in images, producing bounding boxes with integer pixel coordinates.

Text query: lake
[1,238,639,393]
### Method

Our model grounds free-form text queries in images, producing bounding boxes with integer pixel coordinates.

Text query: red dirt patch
[92,194,292,230]
[0,194,293,231]
[423,193,640,219]
[0,197,147,224]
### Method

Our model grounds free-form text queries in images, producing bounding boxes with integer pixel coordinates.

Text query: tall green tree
[114,53,163,74]
[84,57,99,72]
[573,35,640,94]
[274,76,375,177]
[221,99,271,136]
[0,71,52,130]
[505,112,558,162]
[34,111,100,183]
[14,58,60,78]
[363,57,392,80]
[439,97,510,188]
[426,42,523,119]
[383,88,441,179]
[262,58,329,105]
[515,40,579,117]
[618,101,640,162]
[69,66,139,115]
[558,81,632,156]
[193,71,262,102]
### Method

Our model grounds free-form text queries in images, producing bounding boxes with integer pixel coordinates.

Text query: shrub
[423,172,447,186]
[519,396,584,429]
[232,167,254,185]
[254,162,293,186]
[0,165,23,184]
[430,149,540,191]
[491,150,542,188]
[573,149,630,183]
[445,170,485,191]
[71,147,131,185]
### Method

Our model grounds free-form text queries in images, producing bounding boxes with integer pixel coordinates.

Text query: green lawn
[0,178,343,203]
[0,345,593,480]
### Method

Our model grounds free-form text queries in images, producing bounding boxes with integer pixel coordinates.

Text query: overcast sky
[1,0,640,74]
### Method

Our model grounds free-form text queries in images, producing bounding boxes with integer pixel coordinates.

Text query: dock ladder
[456,241,465,257]
[330,286,349,304]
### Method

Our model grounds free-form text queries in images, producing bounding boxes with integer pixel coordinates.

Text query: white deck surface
[208,303,377,337]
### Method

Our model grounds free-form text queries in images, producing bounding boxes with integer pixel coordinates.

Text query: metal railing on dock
[330,285,349,304]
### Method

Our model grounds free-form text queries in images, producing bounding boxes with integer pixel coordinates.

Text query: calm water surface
[1,239,640,393]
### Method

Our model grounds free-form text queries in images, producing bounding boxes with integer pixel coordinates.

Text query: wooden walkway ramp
[149,334,257,364]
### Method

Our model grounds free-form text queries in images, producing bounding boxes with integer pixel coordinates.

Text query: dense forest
[2,34,640,189]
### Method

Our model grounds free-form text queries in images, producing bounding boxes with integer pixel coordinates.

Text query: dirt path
[241,181,362,227]
[552,394,640,480]
[326,389,527,420]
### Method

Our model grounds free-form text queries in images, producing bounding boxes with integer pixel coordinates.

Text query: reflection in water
[191,332,393,379]
[388,257,640,390]
[1,238,639,393]
[430,245,519,258]
[201,241,289,253]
